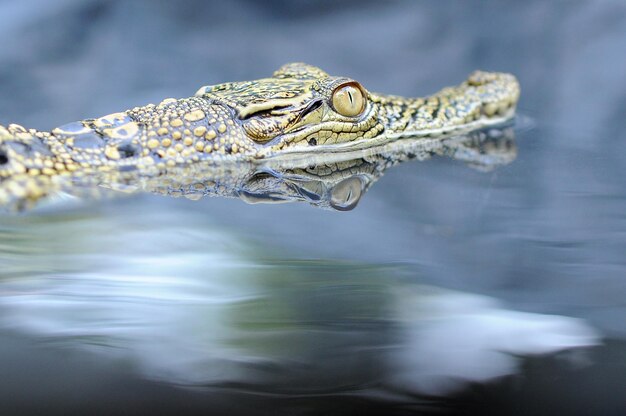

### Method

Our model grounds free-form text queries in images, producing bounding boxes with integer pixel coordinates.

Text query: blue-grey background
[1,1,626,415]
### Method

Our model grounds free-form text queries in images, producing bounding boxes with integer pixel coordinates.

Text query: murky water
[1,1,626,415]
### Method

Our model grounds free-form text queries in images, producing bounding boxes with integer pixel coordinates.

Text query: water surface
[1,1,626,415]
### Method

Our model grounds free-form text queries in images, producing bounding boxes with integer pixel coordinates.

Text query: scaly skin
[0,63,519,208]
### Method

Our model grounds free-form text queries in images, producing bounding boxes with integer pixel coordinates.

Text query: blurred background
[1,1,626,415]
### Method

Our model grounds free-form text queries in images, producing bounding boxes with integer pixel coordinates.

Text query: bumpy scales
[0,63,519,207]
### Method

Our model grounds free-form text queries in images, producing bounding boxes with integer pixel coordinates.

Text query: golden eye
[331,82,366,117]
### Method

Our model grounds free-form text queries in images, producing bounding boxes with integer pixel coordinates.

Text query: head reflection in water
[0,207,598,396]
[151,125,516,211]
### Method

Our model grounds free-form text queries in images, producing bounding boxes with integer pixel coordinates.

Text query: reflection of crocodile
[0,63,519,210]
[119,125,517,211]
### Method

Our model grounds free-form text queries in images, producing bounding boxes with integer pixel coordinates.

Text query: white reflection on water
[389,288,599,395]
[0,205,600,395]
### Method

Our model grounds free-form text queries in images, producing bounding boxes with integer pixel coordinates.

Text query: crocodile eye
[331,82,365,117]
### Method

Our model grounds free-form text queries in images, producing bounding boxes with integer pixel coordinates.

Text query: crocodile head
[194,62,518,157]
[195,63,382,154]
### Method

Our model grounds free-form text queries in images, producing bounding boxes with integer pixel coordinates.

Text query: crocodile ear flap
[273,63,329,80]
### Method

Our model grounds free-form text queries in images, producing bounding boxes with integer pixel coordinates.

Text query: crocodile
[0,63,520,210]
